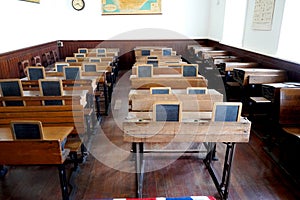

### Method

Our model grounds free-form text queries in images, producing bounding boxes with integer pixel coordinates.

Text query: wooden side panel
[279,88,300,125]
[0,140,66,165]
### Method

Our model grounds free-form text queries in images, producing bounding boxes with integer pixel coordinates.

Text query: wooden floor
[1,70,300,200]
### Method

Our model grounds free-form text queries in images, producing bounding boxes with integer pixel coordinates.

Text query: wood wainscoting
[0,41,59,79]
[0,39,300,82]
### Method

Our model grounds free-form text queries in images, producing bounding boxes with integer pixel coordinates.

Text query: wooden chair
[0,79,24,106]
[34,55,42,66]
[52,50,59,62]
[21,60,30,76]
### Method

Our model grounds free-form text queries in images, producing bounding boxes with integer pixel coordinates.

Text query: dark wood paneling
[0,42,59,79]
[1,39,300,81]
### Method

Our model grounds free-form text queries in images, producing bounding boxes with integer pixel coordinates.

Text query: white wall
[243,0,286,55]
[207,0,226,42]
[0,0,210,54]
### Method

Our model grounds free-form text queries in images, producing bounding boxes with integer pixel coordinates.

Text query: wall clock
[72,0,85,11]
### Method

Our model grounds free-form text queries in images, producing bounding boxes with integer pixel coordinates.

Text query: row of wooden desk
[187,44,300,186]
[122,47,251,200]
[0,48,121,199]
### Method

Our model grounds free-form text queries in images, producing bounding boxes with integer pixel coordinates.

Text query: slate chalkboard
[11,121,43,140]
[147,59,158,67]
[0,79,24,106]
[65,57,78,63]
[83,64,97,72]
[212,102,242,122]
[187,87,207,94]
[78,48,88,53]
[89,58,101,63]
[74,53,85,58]
[39,79,63,105]
[55,63,69,72]
[148,56,157,59]
[64,66,81,80]
[182,65,198,77]
[28,67,45,80]
[150,87,171,94]
[153,102,181,122]
[97,48,106,54]
[141,50,151,56]
[162,48,172,56]
[137,65,153,78]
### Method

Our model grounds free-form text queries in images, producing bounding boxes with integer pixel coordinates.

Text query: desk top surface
[233,68,285,73]
[129,88,220,96]
[130,74,205,79]
[0,126,73,141]
[123,115,251,143]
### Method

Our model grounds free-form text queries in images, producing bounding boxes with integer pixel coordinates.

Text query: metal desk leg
[204,142,236,200]
[58,164,69,200]
[103,83,109,116]
[220,142,236,200]
[135,142,144,198]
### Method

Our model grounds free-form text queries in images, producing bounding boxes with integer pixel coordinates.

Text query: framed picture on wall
[102,0,162,15]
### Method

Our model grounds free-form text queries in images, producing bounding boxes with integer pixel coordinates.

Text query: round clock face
[72,0,85,11]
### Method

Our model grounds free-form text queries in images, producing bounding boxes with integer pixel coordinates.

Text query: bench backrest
[0,105,85,135]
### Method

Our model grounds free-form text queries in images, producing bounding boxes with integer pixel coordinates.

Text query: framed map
[102,0,162,15]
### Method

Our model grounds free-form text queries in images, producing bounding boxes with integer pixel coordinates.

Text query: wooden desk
[22,73,109,116]
[211,56,241,65]
[0,126,74,200]
[233,68,286,86]
[220,62,259,72]
[123,115,251,200]
[129,89,223,112]
[130,75,208,89]
[200,50,228,60]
